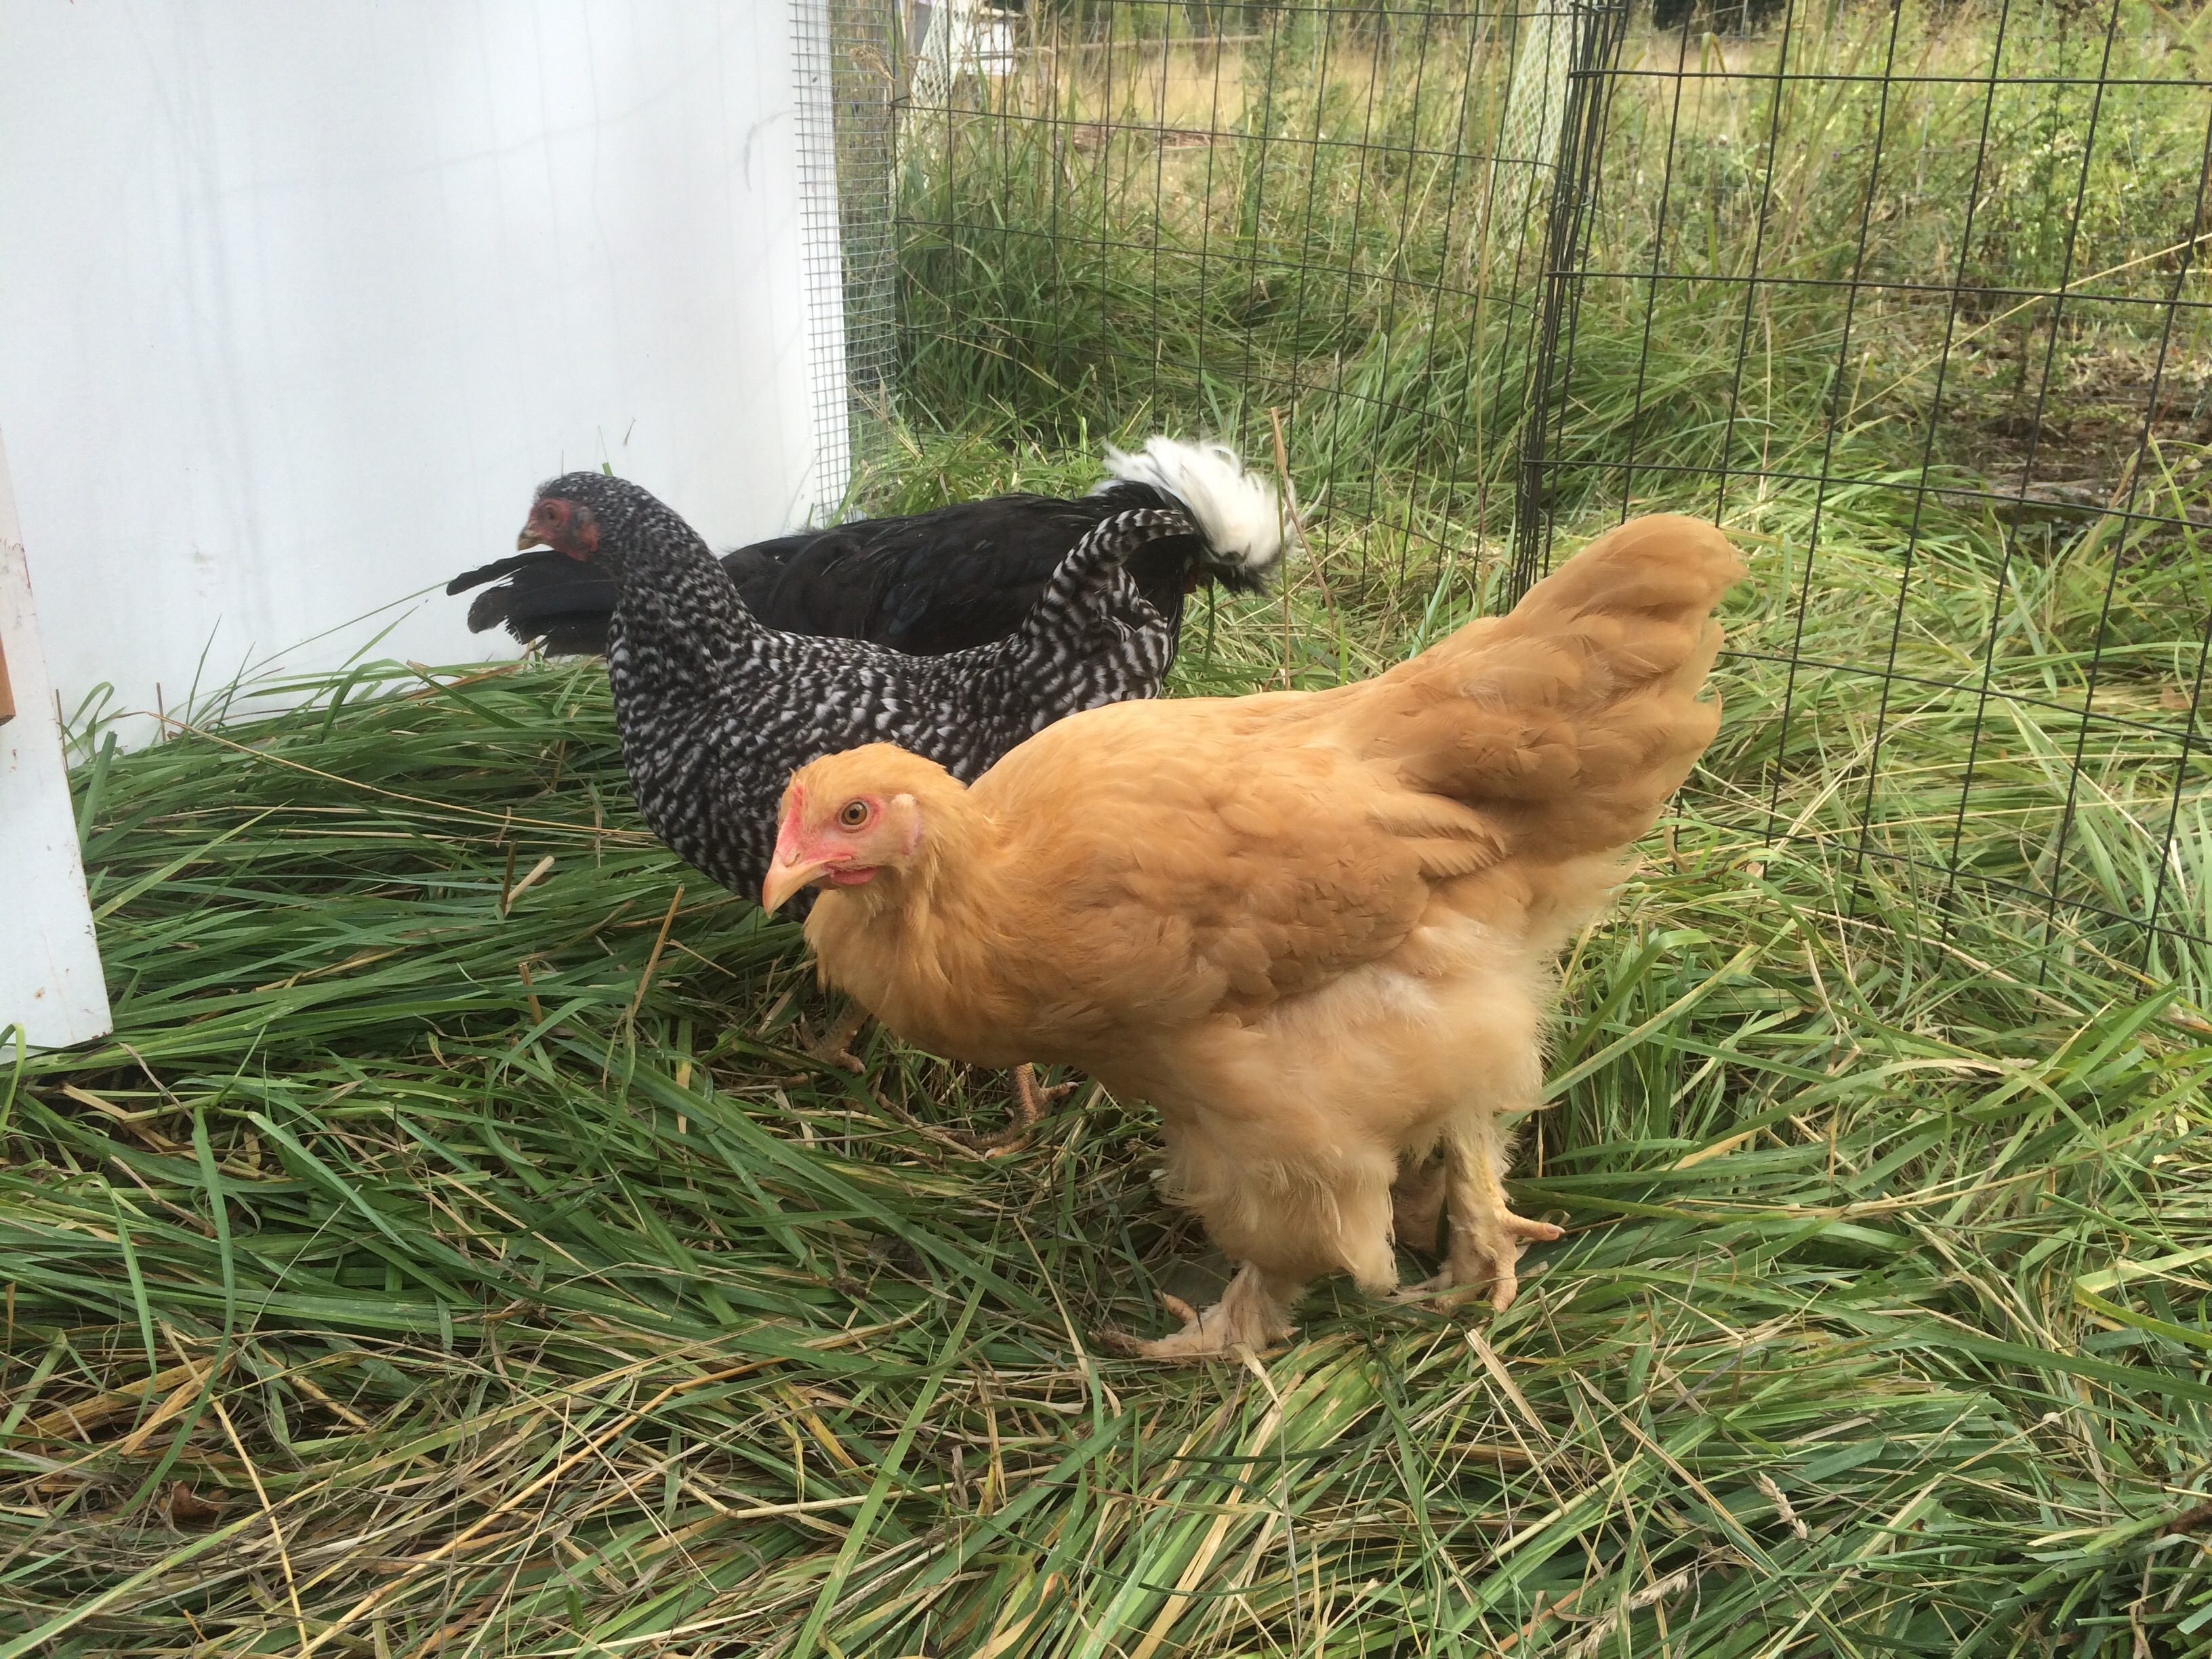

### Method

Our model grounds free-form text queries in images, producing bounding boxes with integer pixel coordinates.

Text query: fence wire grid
[1525,0,2212,985]
[810,0,2212,991]
[888,0,1614,569]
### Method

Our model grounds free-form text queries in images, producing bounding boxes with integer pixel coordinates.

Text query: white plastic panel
[0,430,112,1050]
[0,1,830,743]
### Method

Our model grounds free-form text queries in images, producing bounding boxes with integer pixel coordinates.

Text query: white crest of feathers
[1098,436,1294,577]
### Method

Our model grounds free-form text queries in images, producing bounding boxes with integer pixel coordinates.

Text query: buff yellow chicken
[762,514,1743,1357]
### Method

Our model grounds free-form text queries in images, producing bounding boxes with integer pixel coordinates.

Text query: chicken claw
[960,1063,1073,1157]
[804,1001,869,1074]
[1419,1208,1563,1312]
[1013,1063,1076,1124]
[1105,1265,1296,1360]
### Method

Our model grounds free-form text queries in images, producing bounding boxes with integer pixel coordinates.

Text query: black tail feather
[446,549,567,598]
[464,557,625,654]
[460,437,1282,659]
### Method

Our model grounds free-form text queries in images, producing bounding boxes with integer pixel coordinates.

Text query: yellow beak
[761,853,833,916]
[517,529,545,550]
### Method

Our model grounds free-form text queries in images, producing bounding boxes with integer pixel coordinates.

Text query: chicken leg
[960,1063,1074,1155]
[1013,1064,1076,1125]
[804,999,870,1074]
[1115,1263,1301,1359]
[807,997,1070,1152]
[1389,1156,1448,1258]
[1417,1111,1561,1311]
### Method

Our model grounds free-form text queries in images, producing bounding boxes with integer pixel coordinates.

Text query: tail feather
[1017,506,1193,641]
[1004,506,1191,702]
[447,550,557,597]
[1099,436,1290,590]
[453,556,624,654]
[1378,514,1742,860]
[451,545,785,656]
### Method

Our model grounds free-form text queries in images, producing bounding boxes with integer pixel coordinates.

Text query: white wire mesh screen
[791,0,899,518]
[1495,2,1580,224]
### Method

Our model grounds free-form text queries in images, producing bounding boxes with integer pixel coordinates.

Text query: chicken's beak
[762,803,832,915]
[516,528,546,551]
[760,855,833,916]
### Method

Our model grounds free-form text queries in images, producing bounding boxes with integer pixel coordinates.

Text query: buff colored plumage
[765,514,1744,1357]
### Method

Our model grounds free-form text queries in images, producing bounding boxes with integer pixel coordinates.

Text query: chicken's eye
[838,800,871,830]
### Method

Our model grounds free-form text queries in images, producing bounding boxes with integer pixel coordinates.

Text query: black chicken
[451,437,1286,659]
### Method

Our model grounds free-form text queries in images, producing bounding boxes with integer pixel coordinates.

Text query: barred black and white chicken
[455,438,1283,660]
[508,461,1283,1132]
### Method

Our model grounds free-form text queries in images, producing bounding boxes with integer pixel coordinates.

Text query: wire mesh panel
[890,0,1617,590]
[793,0,901,514]
[860,0,2211,995]
[1518,0,2212,991]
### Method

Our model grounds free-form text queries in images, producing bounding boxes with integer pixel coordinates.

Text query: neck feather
[866,778,994,920]
[807,779,1022,1055]
[594,507,726,583]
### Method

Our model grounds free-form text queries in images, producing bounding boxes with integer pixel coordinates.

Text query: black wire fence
[888,0,1617,578]
[816,0,2212,986]
[1521,0,2212,981]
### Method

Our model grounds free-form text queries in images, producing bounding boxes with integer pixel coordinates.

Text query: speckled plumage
[524,472,1193,899]
[457,436,1284,659]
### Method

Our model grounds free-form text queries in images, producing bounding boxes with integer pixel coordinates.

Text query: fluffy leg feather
[1112,1128,1399,1358]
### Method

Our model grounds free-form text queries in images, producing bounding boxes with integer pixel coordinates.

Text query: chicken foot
[1107,1262,1300,1360]
[956,1063,1073,1156]
[803,1000,871,1074]
[806,998,1069,1154]
[1412,1112,1561,1312]
[1014,1064,1076,1125]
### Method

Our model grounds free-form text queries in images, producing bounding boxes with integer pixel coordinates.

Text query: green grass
[4,449,2209,1654]
[9,0,2212,1653]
